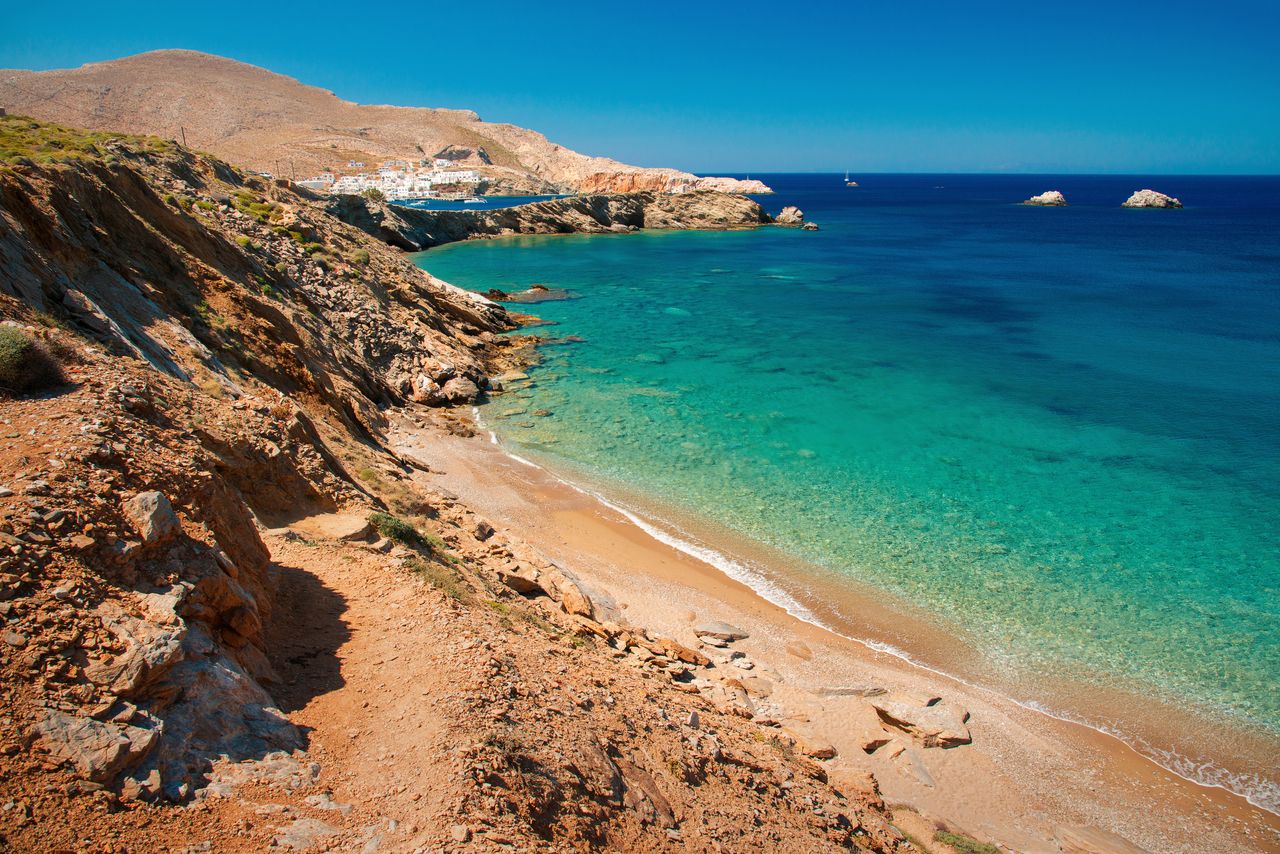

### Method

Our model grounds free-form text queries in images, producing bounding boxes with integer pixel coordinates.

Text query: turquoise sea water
[415,174,1280,808]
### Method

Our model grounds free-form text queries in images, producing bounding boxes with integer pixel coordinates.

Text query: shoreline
[476,411,1280,818]
[392,411,1280,853]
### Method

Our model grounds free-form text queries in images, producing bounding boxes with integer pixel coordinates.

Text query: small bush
[301,242,324,255]
[406,556,471,603]
[934,831,1002,854]
[195,199,215,211]
[361,187,385,202]
[178,196,194,211]
[235,235,252,248]
[368,511,423,545]
[0,327,66,395]
[347,249,371,267]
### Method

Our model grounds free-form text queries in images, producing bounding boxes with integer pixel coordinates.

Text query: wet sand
[392,415,1280,853]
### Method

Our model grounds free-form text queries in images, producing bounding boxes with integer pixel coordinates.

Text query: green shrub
[178,196,194,211]
[347,249,371,267]
[195,199,215,211]
[360,187,385,202]
[368,511,423,545]
[934,831,1002,854]
[0,327,66,395]
[301,242,324,255]
[235,235,252,248]
[406,556,471,603]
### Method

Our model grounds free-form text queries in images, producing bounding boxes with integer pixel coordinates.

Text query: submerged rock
[1024,190,1067,206]
[1122,189,1182,208]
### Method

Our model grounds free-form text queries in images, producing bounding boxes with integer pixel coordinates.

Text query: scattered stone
[2,631,27,648]
[451,824,471,843]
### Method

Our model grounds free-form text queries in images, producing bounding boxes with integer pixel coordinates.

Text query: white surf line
[469,407,1280,815]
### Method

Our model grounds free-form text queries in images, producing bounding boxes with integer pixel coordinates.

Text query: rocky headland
[1122,189,1183,208]
[0,50,770,196]
[327,190,774,252]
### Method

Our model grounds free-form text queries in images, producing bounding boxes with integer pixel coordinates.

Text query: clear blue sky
[2,0,1277,173]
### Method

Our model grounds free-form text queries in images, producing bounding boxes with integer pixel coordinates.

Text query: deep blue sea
[416,173,1280,810]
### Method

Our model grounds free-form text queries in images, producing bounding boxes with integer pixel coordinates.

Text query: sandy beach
[391,412,1280,854]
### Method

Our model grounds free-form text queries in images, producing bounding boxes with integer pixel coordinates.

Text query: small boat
[462,196,485,204]
[844,170,859,187]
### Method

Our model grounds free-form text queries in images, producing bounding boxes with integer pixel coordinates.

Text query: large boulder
[870,693,971,748]
[121,491,181,544]
[1024,190,1067,206]
[1122,189,1182,208]
[775,206,805,225]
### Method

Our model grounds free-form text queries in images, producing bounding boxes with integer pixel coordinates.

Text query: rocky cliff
[328,190,773,252]
[0,50,770,196]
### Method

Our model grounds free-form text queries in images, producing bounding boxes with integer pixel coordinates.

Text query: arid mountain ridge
[0,50,771,196]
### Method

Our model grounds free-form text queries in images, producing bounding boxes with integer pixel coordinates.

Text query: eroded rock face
[1024,190,1068,206]
[1122,189,1182,208]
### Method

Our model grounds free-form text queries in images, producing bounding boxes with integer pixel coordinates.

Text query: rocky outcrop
[576,171,771,195]
[775,205,806,224]
[1024,190,1068,206]
[330,191,772,252]
[0,118,522,427]
[1122,189,1182,208]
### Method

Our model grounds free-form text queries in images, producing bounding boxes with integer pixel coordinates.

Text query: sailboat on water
[844,170,859,188]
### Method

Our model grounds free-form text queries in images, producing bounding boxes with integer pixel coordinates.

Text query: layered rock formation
[1024,190,1068,206]
[0,50,770,195]
[1122,189,1182,208]
[329,190,773,252]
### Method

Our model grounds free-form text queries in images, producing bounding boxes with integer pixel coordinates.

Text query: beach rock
[440,376,480,404]
[694,621,749,642]
[1122,189,1182,208]
[121,491,180,545]
[785,640,812,660]
[1024,190,1067,206]
[870,694,971,748]
[775,206,805,225]
[1054,825,1151,854]
[801,221,820,231]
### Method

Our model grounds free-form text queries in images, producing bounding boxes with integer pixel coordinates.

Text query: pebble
[2,631,27,649]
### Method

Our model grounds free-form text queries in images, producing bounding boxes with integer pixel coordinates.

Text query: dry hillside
[0,50,771,196]
[0,117,931,852]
